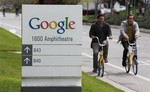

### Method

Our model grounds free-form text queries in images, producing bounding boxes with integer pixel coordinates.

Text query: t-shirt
[125,25,135,41]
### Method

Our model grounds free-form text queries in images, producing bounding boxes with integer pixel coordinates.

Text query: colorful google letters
[29,17,76,34]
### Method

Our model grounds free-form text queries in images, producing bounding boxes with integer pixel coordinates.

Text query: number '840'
[33,59,41,63]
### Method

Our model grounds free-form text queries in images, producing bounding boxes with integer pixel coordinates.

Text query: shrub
[83,14,150,29]
[105,14,125,25]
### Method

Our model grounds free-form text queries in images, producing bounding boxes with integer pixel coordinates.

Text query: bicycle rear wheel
[98,59,104,77]
[132,56,138,75]
[125,58,130,73]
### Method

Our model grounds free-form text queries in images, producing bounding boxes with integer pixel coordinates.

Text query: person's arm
[89,24,95,39]
[120,21,128,40]
[107,24,113,39]
[134,22,140,40]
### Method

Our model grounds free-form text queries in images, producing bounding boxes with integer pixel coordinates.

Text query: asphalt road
[0,12,150,92]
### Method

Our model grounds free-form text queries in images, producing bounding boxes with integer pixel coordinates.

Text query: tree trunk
[126,0,129,17]
[95,0,100,18]
[110,0,113,14]
[145,0,150,20]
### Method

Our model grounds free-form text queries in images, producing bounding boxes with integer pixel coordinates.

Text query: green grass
[0,28,21,51]
[0,27,123,92]
[0,27,21,92]
[0,52,21,92]
[82,72,123,92]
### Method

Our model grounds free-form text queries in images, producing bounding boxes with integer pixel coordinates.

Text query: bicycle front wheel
[132,56,138,75]
[98,59,104,77]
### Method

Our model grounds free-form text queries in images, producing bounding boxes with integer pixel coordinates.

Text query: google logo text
[29,17,76,34]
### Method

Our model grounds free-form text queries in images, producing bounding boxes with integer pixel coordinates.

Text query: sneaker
[104,58,108,63]
[122,61,126,67]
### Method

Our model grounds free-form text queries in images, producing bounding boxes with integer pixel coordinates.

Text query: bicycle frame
[128,41,136,65]
[93,36,107,77]
[99,47,104,69]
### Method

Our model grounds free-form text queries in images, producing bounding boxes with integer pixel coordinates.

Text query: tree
[95,0,100,17]
[0,0,32,5]
[61,0,81,4]
[0,0,81,5]
[145,0,150,19]
[34,0,80,4]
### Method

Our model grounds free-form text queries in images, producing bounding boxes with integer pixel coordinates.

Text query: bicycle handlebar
[128,40,136,46]
[92,36,107,47]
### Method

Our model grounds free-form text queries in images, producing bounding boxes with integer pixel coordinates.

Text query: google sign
[22,5,82,92]
[29,17,76,34]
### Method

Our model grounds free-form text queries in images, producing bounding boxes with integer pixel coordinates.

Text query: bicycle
[93,36,107,77]
[125,40,138,75]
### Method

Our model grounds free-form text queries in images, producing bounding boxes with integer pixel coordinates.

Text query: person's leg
[134,44,137,56]
[3,10,5,17]
[92,43,99,72]
[103,41,108,63]
[121,41,129,66]
[15,9,17,16]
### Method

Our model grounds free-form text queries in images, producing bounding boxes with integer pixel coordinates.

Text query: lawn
[82,72,123,92]
[0,28,21,92]
[0,28,21,51]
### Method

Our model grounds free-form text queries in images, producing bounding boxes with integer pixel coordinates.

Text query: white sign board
[22,5,82,44]
[22,5,82,92]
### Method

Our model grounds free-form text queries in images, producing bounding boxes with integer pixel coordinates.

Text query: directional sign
[24,47,30,53]
[32,45,81,55]
[22,56,32,66]
[22,45,32,55]
[32,56,81,66]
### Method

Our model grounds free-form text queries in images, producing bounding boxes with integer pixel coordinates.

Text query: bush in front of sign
[32,0,80,4]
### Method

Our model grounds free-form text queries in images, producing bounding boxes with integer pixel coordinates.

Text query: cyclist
[2,5,6,17]
[89,14,112,73]
[15,4,20,16]
[118,14,140,67]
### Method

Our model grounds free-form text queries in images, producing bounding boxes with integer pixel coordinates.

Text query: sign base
[22,86,81,92]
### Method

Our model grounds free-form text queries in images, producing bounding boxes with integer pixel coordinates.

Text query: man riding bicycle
[89,14,112,73]
[118,14,140,67]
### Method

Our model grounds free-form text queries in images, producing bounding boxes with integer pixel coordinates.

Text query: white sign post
[22,5,82,92]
